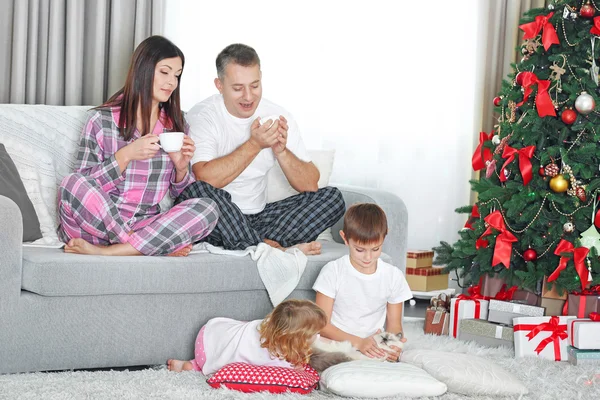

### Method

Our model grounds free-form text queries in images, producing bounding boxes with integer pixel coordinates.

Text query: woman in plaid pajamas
[57,36,219,256]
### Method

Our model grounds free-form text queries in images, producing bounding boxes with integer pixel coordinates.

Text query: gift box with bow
[567,312,600,350]
[424,293,451,336]
[449,286,489,338]
[513,316,574,361]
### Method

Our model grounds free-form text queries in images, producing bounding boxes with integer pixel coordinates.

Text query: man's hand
[249,117,280,150]
[385,337,407,362]
[168,135,196,173]
[272,115,288,156]
[356,330,386,359]
[124,134,161,161]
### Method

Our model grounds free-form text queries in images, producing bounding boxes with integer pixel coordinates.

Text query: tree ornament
[538,167,546,176]
[561,108,577,124]
[548,3,554,10]
[563,222,575,233]
[576,187,587,202]
[515,72,525,86]
[580,2,595,18]
[523,248,538,261]
[575,92,595,114]
[580,225,600,253]
[503,169,511,179]
[492,135,501,145]
[550,175,569,192]
[493,96,502,107]
[545,163,559,177]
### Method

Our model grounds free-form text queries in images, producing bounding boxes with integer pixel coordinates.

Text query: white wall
[165,0,482,252]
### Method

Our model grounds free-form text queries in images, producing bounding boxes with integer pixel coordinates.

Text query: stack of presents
[405,250,449,292]
[411,254,600,364]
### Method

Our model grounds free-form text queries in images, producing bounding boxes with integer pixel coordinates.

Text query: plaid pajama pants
[175,181,345,250]
[57,173,219,256]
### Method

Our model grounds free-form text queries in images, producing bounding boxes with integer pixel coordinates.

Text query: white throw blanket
[191,242,307,306]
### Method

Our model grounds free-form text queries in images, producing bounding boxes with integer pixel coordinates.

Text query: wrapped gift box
[567,318,600,349]
[540,298,566,317]
[405,267,448,292]
[424,308,449,335]
[449,297,489,338]
[512,289,540,306]
[542,278,567,300]
[458,319,514,349]
[406,250,434,268]
[566,294,600,318]
[487,299,544,326]
[567,346,600,366]
[513,316,574,361]
[479,274,506,298]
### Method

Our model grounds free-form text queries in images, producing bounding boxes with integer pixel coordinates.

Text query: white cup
[260,115,280,128]
[158,132,184,153]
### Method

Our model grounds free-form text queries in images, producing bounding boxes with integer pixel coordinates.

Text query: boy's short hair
[342,203,388,244]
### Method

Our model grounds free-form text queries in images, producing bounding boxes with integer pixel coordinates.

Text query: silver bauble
[492,135,501,145]
[563,222,575,233]
[575,92,595,115]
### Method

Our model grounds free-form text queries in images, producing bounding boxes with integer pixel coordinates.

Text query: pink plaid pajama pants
[57,173,219,256]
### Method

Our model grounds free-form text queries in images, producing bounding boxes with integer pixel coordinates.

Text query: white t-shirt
[187,94,311,214]
[312,255,413,338]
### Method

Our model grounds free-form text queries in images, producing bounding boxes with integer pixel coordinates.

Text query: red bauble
[561,109,577,124]
[523,249,538,262]
[538,167,546,176]
[580,3,595,18]
[493,96,502,107]
[576,187,587,202]
[515,72,525,86]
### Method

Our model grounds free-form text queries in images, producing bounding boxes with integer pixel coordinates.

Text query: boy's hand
[357,330,386,359]
[385,337,407,362]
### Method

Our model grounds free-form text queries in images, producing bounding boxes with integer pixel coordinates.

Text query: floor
[404,298,429,318]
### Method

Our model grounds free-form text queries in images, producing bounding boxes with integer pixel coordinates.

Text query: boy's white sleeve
[312,262,337,299]
[388,269,413,304]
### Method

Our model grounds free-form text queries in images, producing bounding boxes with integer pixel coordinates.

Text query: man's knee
[176,180,223,204]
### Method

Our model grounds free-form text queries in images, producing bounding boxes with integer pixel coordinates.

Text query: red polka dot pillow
[207,362,320,394]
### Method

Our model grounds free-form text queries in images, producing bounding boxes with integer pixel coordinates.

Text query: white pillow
[319,360,447,398]
[401,350,528,396]
[266,149,336,241]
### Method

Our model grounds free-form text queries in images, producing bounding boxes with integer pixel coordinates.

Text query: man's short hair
[216,43,261,80]
[342,203,388,244]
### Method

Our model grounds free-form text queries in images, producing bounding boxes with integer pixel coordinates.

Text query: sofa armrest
[0,195,23,313]
[333,185,408,272]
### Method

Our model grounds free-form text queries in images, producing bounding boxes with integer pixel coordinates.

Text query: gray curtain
[0,0,165,106]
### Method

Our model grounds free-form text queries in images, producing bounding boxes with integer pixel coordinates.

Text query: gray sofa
[0,105,408,374]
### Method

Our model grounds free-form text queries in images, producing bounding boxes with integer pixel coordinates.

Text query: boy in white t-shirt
[313,203,413,361]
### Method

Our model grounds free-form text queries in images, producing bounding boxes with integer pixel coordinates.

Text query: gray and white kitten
[309,332,404,373]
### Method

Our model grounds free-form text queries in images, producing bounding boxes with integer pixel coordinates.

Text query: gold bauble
[549,175,569,192]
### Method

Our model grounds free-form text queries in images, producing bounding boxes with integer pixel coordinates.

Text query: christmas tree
[435,1,600,295]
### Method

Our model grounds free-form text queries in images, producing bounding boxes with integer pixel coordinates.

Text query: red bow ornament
[499,145,536,185]
[591,16,600,36]
[547,239,590,291]
[494,284,519,301]
[479,211,517,268]
[516,72,557,117]
[472,131,494,171]
[519,12,559,51]
[464,204,480,230]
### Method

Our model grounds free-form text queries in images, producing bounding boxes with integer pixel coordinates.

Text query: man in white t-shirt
[313,203,413,361]
[176,44,345,253]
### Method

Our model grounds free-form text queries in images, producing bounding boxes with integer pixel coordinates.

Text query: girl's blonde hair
[259,299,327,367]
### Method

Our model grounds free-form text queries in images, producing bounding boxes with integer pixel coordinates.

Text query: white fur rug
[2,319,600,400]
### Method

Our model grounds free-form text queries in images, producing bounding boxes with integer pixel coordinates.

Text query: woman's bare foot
[168,244,193,257]
[64,238,142,256]
[293,241,322,255]
[167,359,193,372]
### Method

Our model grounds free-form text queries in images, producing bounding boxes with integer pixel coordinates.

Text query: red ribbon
[514,316,567,361]
[479,211,518,268]
[590,312,600,321]
[452,286,490,338]
[464,204,480,230]
[547,239,590,291]
[499,145,536,185]
[519,12,559,51]
[494,284,519,301]
[591,16,600,36]
[472,131,494,171]
[516,72,557,117]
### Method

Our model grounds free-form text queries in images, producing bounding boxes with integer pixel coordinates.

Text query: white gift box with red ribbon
[449,297,489,339]
[567,315,600,350]
[513,316,575,361]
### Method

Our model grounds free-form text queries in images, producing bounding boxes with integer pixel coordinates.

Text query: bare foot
[64,238,106,255]
[263,238,284,249]
[168,244,193,257]
[293,241,322,255]
[167,359,193,372]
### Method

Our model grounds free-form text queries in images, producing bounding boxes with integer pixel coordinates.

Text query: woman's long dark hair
[98,35,186,141]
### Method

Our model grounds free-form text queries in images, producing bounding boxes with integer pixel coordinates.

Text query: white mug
[158,132,184,153]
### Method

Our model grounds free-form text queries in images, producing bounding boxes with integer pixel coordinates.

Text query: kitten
[309,332,404,373]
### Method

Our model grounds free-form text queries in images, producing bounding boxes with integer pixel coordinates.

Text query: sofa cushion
[21,242,394,296]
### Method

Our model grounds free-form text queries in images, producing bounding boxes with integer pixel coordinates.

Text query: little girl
[168,299,327,375]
